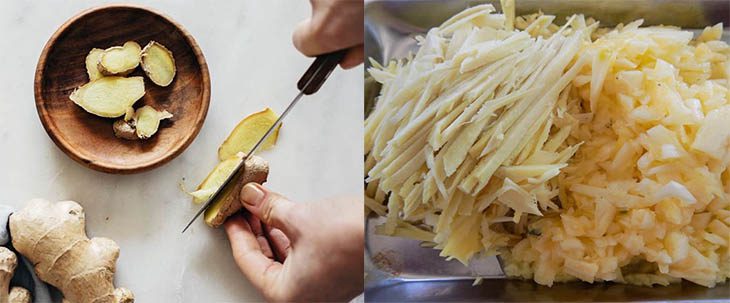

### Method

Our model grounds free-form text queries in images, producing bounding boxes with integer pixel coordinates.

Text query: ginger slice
[85,48,104,81]
[70,76,145,118]
[113,105,172,140]
[140,41,176,87]
[99,41,142,76]
[202,154,269,228]
[190,154,244,203]
[135,105,173,139]
[218,108,281,161]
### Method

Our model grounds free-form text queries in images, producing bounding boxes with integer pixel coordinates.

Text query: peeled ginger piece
[141,41,176,87]
[691,106,730,160]
[190,153,244,203]
[99,41,142,76]
[85,48,104,81]
[135,105,173,139]
[218,108,281,160]
[113,105,172,140]
[70,76,145,118]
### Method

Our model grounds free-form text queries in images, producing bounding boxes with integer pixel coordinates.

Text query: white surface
[0,0,363,302]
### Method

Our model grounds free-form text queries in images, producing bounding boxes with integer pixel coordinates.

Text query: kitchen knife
[182,49,347,233]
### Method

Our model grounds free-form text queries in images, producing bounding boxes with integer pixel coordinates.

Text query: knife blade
[182,49,347,233]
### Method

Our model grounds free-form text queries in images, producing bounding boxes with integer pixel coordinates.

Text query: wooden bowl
[35,4,210,174]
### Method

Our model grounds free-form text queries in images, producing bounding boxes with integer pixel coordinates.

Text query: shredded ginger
[365,2,730,288]
[366,4,593,264]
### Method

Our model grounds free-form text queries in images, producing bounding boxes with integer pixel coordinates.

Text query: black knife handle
[297,49,347,95]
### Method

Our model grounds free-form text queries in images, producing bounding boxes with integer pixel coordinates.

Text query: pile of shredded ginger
[365,1,730,288]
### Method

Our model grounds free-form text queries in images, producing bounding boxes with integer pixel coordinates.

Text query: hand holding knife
[183,49,347,233]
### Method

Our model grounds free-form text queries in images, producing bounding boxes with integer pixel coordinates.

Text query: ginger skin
[8,287,30,303]
[204,155,269,227]
[9,199,133,303]
[0,247,31,303]
[140,41,176,87]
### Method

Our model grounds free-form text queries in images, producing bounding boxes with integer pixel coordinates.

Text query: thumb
[292,17,324,57]
[240,183,301,240]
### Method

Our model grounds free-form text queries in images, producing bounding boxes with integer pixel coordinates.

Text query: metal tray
[364,0,730,301]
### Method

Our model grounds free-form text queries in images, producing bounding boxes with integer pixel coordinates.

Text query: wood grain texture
[34,4,210,174]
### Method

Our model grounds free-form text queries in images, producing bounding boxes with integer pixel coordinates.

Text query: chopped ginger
[365,3,730,288]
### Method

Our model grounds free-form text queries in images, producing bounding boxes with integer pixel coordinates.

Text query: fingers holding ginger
[203,154,270,228]
[225,185,364,302]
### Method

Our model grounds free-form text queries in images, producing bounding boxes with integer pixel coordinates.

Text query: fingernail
[241,183,264,206]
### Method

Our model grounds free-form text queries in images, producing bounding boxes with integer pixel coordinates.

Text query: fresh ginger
[75,40,178,141]
[99,41,142,76]
[8,287,30,303]
[190,108,279,227]
[113,108,138,140]
[85,48,104,81]
[0,247,15,303]
[0,247,30,303]
[135,105,173,139]
[140,41,176,87]
[112,119,138,141]
[197,153,269,228]
[218,108,281,161]
[9,199,134,303]
[113,105,173,140]
[190,154,244,204]
[70,76,145,118]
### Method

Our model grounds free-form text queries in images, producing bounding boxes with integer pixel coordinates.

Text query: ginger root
[191,108,280,227]
[0,247,30,303]
[140,41,176,87]
[200,154,269,227]
[0,247,18,303]
[9,199,133,303]
[70,76,145,118]
[218,108,281,161]
[9,287,30,303]
[99,41,142,76]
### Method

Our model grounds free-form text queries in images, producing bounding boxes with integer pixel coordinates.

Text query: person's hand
[293,0,364,69]
[224,183,364,302]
